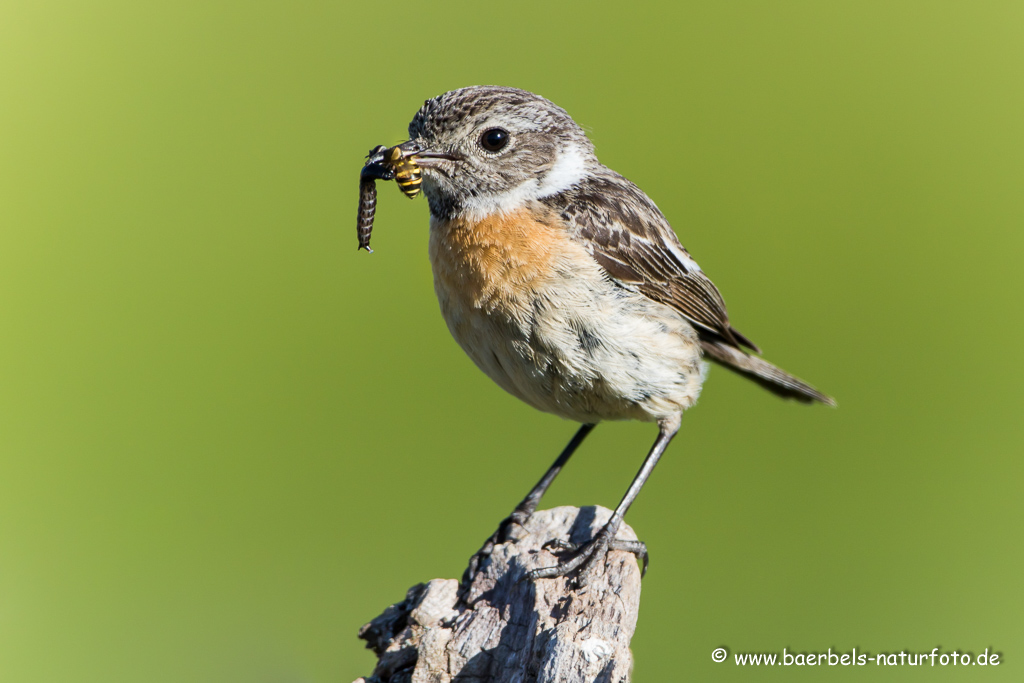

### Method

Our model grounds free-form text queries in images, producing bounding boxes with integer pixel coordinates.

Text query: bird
[381,85,834,585]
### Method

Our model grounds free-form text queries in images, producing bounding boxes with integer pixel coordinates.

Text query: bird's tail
[700,338,836,406]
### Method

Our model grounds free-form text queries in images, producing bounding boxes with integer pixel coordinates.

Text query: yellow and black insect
[387,145,423,199]
[357,144,422,252]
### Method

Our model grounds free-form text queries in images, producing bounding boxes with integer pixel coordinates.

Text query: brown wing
[542,170,835,406]
[543,171,758,352]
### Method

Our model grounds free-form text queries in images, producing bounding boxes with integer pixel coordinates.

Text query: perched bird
[386,86,834,583]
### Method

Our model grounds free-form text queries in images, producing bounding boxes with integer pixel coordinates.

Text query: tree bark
[354,506,643,683]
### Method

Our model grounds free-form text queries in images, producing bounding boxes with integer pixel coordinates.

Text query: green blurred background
[1,1,1021,681]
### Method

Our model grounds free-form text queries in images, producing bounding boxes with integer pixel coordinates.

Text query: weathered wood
[355,506,642,683]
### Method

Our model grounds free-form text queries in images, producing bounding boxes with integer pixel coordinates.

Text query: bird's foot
[526,525,648,585]
[460,508,532,588]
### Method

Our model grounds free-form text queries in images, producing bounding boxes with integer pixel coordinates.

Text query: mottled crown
[406,86,598,219]
[409,86,588,147]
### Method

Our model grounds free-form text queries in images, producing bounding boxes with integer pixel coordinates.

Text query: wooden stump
[354,506,642,683]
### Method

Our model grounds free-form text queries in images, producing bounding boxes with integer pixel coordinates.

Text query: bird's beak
[397,140,460,167]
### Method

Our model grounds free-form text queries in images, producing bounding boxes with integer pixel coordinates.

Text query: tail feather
[700,338,836,407]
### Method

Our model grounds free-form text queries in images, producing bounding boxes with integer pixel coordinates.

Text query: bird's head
[397,86,597,220]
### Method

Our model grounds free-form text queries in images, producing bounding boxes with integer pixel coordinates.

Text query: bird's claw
[542,538,578,552]
[461,509,532,588]
[527,530,649,585]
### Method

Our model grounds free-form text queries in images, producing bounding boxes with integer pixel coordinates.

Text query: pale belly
[428,209,706,424]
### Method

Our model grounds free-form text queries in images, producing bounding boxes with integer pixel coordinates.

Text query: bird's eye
[480,128,510,152]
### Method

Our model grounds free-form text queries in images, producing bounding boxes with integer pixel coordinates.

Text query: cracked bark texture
[354,506,642,683]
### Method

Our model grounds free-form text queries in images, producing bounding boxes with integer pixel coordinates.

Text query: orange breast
[429,207,574,311]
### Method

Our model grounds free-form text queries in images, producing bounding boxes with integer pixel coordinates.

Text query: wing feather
[541,169,834,405]
[544,171,754,351]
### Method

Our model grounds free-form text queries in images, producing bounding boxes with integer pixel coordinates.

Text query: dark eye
[480,128,509,152]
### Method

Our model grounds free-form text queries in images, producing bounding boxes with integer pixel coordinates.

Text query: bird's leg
[527,416,680,585]
[461,424,595,586]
